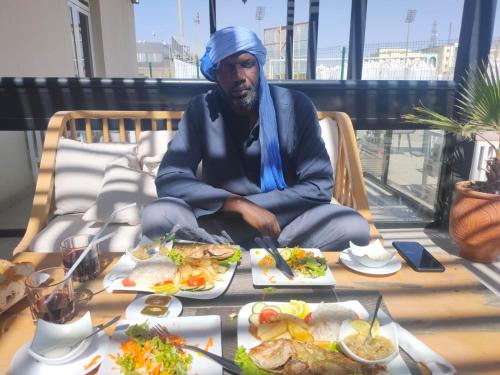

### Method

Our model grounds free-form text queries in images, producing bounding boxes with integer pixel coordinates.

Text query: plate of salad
[103,242,241,299]
[98,316,222,375]
[250,247,335,286]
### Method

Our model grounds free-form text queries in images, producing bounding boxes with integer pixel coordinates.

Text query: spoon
[38,315,121,359]
[365,295,383,344]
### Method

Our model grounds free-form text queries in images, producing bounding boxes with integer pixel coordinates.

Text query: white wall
[0,0,75,77]
[0,0,76,213]
[90,0,138,77]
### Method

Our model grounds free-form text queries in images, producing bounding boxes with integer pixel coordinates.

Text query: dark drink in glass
[25,267,76,324]
[60,235,101,282]
[34,291,75,324]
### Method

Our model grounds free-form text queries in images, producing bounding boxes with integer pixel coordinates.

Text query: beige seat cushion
[54,138,136,215]
[29,214,141,253]
[319,116,339,173]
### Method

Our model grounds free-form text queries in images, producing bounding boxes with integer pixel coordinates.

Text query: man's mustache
[231,84,253,91]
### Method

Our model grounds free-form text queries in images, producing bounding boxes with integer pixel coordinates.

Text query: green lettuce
[234,347,273,375]
[218,247,241,266]
[125,323,150,340]
[168,249,184,265]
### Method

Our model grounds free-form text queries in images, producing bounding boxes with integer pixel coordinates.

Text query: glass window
[68,0,93,77]
[489,2,500,66]
[357,129,445,222]
[363,0,464,80]
[134,0,209,78]
[217,0,287,80]
[317,0,351,80]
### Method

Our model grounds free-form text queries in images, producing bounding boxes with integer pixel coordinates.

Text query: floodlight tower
[256,6,265,39]
[404,9,416,78]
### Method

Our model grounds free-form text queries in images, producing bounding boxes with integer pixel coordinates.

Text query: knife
[255,237,295,279]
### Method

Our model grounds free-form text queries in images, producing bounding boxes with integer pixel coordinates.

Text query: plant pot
[449,181,500,263]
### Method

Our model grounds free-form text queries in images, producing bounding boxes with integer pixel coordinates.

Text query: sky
[134,0,500,55]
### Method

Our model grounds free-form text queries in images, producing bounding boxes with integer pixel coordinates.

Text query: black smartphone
[392,241,445,272]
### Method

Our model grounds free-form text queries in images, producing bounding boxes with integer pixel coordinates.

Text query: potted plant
[402,64,500,262]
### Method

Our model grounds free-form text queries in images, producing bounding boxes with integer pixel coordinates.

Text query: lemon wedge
[290,300,310,319]
[351,319,380,336]
[287,320,314,343]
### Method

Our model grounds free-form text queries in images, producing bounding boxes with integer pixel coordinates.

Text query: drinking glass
[60,235,101,282]
[25,267,76,324]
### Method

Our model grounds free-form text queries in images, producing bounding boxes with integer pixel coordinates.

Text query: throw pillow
[136,130,176,163]
[54,138,136,215]
[82,154,157,225]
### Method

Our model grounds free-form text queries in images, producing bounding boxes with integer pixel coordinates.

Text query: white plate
[237,300,411,375]
[103,253,237,299]
[125,294,183,320]
[11,332,109,375]
[340,249,402,275]
[250,248,335,286]
[98,316,223,375]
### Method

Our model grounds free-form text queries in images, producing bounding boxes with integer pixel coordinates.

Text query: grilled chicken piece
[205,244,235,259]
[173,243,234,260]
[249,339,385,375]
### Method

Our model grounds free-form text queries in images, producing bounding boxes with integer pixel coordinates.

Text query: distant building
[263,22,308,80]
[419,43,458,80]
[136,37,199,79]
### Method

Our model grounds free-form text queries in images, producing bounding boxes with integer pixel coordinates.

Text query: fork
[151,324,243,375]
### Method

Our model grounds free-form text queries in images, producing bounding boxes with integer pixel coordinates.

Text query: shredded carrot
[84,355,102,370]
[204,337,214,351]
[258,255,275,268]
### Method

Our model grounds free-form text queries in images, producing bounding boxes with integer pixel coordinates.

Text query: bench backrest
[14,110,378,254]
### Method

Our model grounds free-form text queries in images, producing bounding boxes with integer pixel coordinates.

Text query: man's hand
[222,195,281,238]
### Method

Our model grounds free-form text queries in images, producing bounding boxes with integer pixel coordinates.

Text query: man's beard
[220,84,259,111]
[234,85,258,111]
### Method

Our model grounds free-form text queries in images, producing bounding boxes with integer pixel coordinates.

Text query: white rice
[129,258,178,287]
[309,303,357,341]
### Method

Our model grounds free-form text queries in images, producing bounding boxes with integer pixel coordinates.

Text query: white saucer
[125,294,182,320]
[11,332,109,375]
[340,249,402,275]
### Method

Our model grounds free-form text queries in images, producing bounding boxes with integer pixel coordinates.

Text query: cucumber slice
[280,248,292,261]
[252,302,267,314]
[249,313,260,327]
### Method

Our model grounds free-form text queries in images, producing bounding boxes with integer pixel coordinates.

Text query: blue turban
[200,26,287,193]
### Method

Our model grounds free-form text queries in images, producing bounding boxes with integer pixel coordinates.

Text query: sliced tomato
[304,312,313,325]
[259,308,279,324]
[187,275,206,287]
[121,278,136,287]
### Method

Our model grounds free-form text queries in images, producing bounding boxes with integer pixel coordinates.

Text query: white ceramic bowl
[349,240,396,268]
[126,236,173,263]
[28,311,94,365]
[339,319,399,365]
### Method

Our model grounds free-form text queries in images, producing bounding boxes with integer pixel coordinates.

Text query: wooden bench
[14,110,380,254]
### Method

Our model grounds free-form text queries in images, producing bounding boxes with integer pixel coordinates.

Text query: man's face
[215,52,259,112]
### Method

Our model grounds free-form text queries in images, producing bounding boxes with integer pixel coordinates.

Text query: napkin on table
[396,323,456,375]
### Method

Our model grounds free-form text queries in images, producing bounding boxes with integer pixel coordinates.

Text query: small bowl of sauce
[339,319,399,365]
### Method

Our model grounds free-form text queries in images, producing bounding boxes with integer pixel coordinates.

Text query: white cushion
[142,154,163,175]
[29,214,141,252]
[136,130,176,162]
[54,138,136,215]
[319,117,339,172]
[82,154,157,225]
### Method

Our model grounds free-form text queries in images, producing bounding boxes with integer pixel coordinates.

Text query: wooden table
[1,251,499,375]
